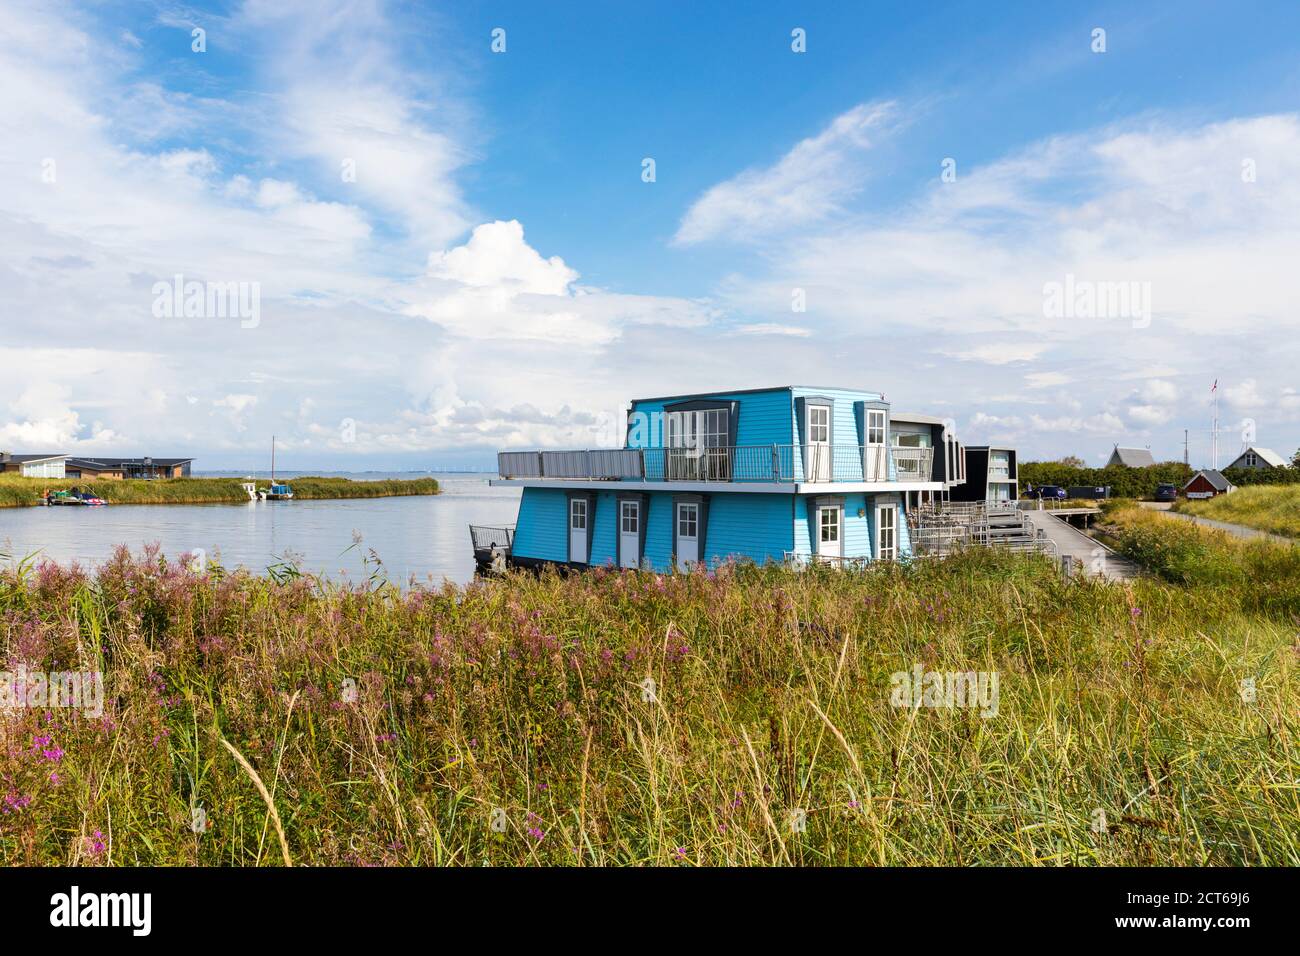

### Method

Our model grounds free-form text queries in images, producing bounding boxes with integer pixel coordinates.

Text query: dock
[1022,509,1140,581]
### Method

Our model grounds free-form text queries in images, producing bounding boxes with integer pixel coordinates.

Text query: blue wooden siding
[628,389,794,449]
[789,386,890,482]
[516,489,794,569]
[704,493,793,564]
[589,492,619,565]
[511,487,569,562]
[843,494,872,555]
[793,491,913,560]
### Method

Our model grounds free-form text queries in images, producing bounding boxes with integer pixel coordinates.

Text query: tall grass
[1175,484,1300,538]
[0,542,1294,866]
[1102,500,1300,617]
[0,475,438,508]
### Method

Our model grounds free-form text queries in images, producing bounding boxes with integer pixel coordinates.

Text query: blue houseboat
[479,386,969,572]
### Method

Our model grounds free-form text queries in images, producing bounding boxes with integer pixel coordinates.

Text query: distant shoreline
[0,475,440,508]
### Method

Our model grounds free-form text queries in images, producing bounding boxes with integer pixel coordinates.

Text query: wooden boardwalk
[1023,510,1141,581]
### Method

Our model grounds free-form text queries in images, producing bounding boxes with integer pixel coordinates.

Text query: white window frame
[866,409,886,445]
[677,501,698,539]
[876,503,897,561]
[817,503,842,558]
[808,405,830,444]
[620,500,640,535]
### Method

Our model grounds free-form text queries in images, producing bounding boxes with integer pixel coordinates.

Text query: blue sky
[4,0,1300,469]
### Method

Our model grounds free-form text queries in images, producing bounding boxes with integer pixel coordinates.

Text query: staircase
[909,501,1056,557]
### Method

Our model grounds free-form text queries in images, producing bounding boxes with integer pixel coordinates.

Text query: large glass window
[666,407,730,479]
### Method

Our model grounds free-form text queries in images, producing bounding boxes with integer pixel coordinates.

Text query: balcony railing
[497,445,934,484]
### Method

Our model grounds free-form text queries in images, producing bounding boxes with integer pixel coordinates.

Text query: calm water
[0,475,520,586]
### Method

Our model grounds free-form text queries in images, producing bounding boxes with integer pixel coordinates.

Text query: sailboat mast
[271,435,276,483]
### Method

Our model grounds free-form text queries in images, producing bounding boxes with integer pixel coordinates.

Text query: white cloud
[1026,372,1070,388]
[1128,405,1173,426]
[674,101,899,245]
[1223,379,1265,410]
[944,343,1049,365]
[400,220,712,347]
[734,323,812,337]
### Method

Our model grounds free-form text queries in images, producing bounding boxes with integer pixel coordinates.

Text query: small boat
[255,437,293,500]
[44,488,108,507]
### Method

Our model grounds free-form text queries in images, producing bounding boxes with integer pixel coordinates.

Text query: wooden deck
[1022,510,1141,581]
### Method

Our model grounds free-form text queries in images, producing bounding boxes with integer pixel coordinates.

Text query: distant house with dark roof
[1184,469,1235,499]
[0,452,68,478]
[1225,446,1288,470]
[1106,446,1156,468]
[64,457,194,480]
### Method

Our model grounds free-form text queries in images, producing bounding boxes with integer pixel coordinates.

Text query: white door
[619,499,641,568]
[865,408,887,481]
[569,498,588,564]
[807,404,831,481]
[817,505,841,560]
[876,503,897,561]
[676,502,699,566]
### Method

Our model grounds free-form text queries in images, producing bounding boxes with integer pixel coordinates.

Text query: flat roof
[891,411,947,425]
[2,453,68,464]
[628,385,887,404]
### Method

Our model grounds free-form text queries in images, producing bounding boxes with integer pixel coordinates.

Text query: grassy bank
[1174,484,1300,538]
[0,475,438,508]
[0,543,1293,866]
[1099,500,1300,613]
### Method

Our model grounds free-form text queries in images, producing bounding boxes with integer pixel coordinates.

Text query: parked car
[1034,485,1067,500]
[1154,483,1179,502]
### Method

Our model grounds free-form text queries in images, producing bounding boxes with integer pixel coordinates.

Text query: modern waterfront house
[889,411,967,507]
[949,446,1019,503]
[484,386,959,572]
[64,456,195,479]
[1,452,195,479]
[0,452,68,477]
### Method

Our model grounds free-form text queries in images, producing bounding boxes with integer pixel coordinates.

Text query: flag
[1211,379,1217,392]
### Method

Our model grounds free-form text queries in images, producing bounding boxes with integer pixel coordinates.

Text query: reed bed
[0,475,438,508]
[0,536,1294,866]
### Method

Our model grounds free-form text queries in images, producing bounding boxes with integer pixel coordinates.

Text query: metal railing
[496,445,933,484]
[907,500,1058,558]
[469,524,515,553]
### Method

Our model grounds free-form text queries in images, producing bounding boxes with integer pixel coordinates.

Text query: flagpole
[1210,380,1219,470]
